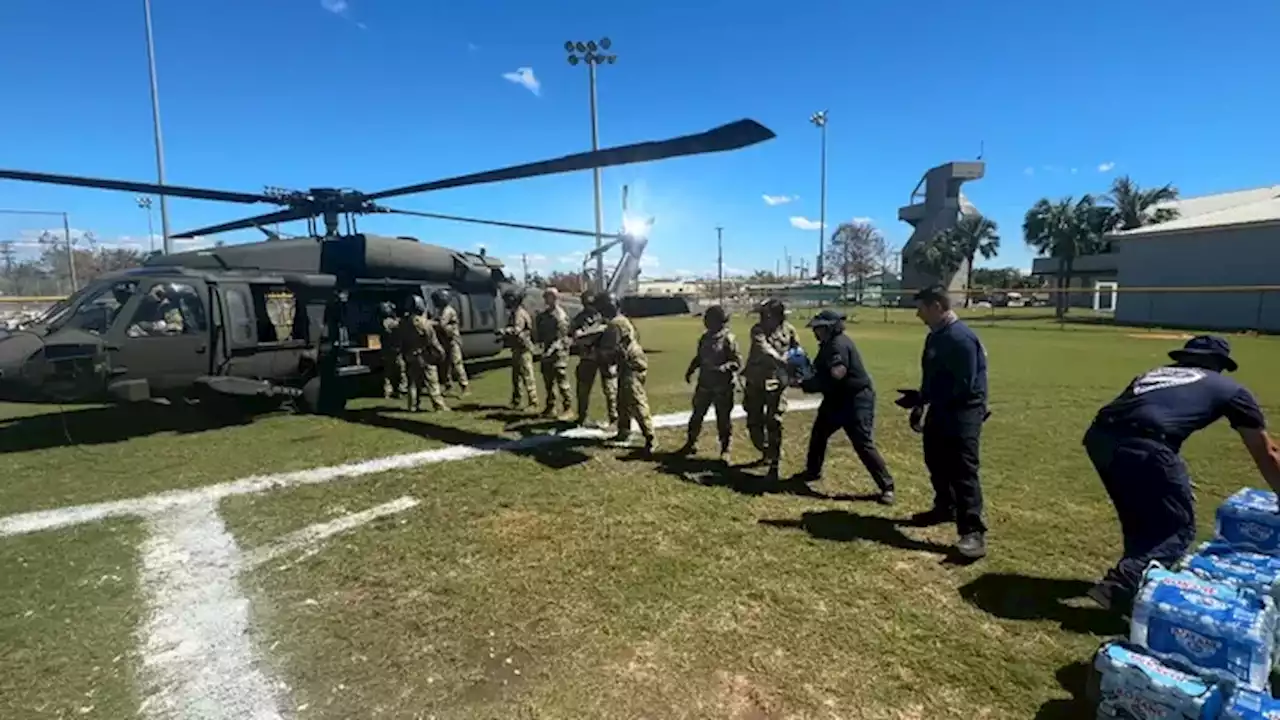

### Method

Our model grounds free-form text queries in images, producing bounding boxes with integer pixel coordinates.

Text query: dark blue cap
[1169,334,1238,372]
[806,309,845,328]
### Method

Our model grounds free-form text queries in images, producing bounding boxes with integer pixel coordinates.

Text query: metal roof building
[1032,185,1280,332]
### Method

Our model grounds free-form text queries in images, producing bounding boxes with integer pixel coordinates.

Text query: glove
[895,389,923,409]
[909,406,925,433]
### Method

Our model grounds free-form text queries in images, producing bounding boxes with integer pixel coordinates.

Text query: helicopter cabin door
[104,278,214,399]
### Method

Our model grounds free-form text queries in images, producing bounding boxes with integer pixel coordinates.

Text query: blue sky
[2,0,1277,279]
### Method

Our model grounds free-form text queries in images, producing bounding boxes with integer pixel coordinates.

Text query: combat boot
[643,436,657,456]
[956,532,987,560]
[540,404,557,418]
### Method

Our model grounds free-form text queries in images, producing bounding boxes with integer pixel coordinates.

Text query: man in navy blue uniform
[896,285,990,560]
[1084,335,1280,613]
[797,309,896,504]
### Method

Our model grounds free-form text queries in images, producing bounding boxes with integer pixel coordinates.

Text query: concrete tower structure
[897,161,986,307]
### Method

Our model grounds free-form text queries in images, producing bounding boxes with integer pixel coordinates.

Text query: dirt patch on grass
[715,671,780,720]
[480,508,558,545]
[1126,332,1193,340]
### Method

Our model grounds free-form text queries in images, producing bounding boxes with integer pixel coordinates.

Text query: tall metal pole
[715,226,724,304]
[810,110,828,284]
[566,40,615,293]
[62,212,78,293]
[588,61,605,292]
[142,0,172,254]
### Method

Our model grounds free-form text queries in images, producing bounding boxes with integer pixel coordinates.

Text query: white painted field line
[0,397,822,538]
[246,496,420,570]
[137,500,286,720]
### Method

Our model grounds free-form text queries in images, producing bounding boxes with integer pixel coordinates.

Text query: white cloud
[724,266,746,276]
[639,255,659,268]
[1098,161,1116,173]
[1023,167,1035,176]
[557,249,586,265]
[674,268,694,277]
[504,253,549,268]
[762,194,797,206]
[850,216,873,225]
[502,67,541,96]
[789,216,824,231]
[320,0,348,14]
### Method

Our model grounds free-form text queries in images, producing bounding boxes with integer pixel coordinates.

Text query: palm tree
[935,213,1000,307]
[1023,196,1108,319]
[1105,175,1180,232]
[904,232,966,286]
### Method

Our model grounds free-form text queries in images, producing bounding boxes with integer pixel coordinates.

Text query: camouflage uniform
[678,305,742,460]
[570,292,618,426]
[501,290,538,408]
[379,302,406,399]
[432,291,469,394]
[534,289,573,416]
[596,294,654,453]
[744,300,800,476]
[400,298,449,412]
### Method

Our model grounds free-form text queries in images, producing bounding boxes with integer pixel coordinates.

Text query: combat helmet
[703,304,730,326]
[378,301,397,318]
[408,295,427,315]
[594,291,620,317]
[756,297,786,318]
[430,288,451,308]
[501,286,526,305]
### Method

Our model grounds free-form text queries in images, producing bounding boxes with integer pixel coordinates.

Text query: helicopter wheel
[298,376,347,415]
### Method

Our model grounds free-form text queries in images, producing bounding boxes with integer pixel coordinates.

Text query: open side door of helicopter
[103,278,215,402]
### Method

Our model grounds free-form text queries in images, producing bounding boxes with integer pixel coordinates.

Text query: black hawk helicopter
[0,119,775,415]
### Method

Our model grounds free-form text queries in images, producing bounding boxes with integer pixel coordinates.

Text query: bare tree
[823,220,887,304]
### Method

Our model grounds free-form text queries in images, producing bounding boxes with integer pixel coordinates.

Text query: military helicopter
[0,118,775,414]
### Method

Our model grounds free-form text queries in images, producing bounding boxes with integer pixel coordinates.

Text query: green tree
[934,214,1000,307]
[1023,196,1108,318]
[904,232,966,286]
[1104,175,1180,232]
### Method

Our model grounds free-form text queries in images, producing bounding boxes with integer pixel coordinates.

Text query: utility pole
[810,110,828,282]
[142,0,172,254]
[565,38,616,292]
[521,253,529,284]
[136,196,156,253]
[715,226,724,304]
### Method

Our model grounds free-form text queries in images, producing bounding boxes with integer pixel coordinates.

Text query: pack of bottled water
[783,346,813,386]
[1092,641,1227,719]
[1179,541,1280,601]
[1217,489,1280,555]
[1130,566,1278,692]
[1221,688,1280,719]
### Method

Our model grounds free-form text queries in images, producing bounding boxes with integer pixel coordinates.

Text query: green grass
[3,311,1279,718]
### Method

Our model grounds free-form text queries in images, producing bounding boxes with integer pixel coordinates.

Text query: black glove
[895,389,923,409]
[909,406,925,433]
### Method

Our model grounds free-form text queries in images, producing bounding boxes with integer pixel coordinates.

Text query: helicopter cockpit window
[49,280,138,335]
[125,282,207,338]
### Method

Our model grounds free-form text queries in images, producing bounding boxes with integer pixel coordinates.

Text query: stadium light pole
[565,37,616,293]
[715,226,724,304]
[810,110,828,283]
[142,0,172,254]
[0,208,78,293]
[136,196,156,253]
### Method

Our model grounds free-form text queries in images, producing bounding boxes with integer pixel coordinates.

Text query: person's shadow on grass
[1034,661,1095,719]
[759,509,954,555]
[958,573,1127,637]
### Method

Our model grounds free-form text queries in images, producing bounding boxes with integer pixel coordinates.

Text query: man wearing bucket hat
[797,309,896,504]
[1083,334,1280,613]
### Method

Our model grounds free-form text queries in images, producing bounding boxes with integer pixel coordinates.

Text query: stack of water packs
[1091,488,1280,719]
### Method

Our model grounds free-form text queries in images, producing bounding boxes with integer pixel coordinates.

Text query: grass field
[2,306,1278,719]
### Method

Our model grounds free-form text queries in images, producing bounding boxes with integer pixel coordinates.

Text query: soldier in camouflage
[378,301,406,400]
[500,287,538,410]
[399,295,449,413]
[534,287,573,418]
[595,292,655,455]
[570,290,619,428]
[430,288,469,396]
[676,304,742,463]
[744,298,800,479]
[128,283,185,337]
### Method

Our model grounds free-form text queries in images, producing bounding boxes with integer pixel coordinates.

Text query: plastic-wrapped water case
[1217,488,1280,555]
[1091,641,1226,719]
[1178,541,1280,600]
[1220,688,1280,719]
[1131,566,1277,692]
[783,347,813,386]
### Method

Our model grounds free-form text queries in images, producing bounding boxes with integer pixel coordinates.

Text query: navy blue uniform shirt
[804,333,872,397]
[921,318,988,410]
[1094,365,1266,452]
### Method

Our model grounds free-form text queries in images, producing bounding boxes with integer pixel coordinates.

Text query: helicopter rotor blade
[0,169,276,205]
[382,208,622,240]
[172,208,314,239]
[366,119,775,201]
